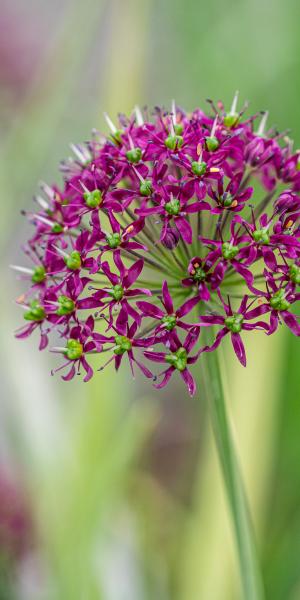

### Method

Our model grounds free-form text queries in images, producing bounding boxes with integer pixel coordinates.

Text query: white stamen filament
[103,112,117,134]
[44,300,59,306]
[283,136,293,155]
[39,181,55,201]
[257,111,269,136]
[79,181,90,193]
[51,347,67,353]
[134,105,144,126]
[211,115,218,137]
[171,99,176,126]
[70,143,90,163]
[10,265,34,275]
[128,134,135,150]
[169,115,175,137]
[230,90,239,114]
[52,245,69,259]
[32,214,55,228]
[34,195,49,210]
[132,166,144,183]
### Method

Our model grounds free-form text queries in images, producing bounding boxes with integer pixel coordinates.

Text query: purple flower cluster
[13,95,300,395]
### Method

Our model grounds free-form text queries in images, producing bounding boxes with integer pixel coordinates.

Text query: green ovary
[114,335,132,355]
[66,339,83,360]
[24,300,46,322]
[165,347,187,371]
[270,289,290,311]
[225,314,244,333]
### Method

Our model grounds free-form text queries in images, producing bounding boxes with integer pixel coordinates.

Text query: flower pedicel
[13,93,300,394]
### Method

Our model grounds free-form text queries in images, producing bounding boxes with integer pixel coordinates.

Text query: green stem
[202,345,265,600]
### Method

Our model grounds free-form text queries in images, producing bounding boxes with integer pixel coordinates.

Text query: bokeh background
[1,0,300,598]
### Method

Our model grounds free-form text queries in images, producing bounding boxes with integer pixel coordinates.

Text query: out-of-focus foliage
[1,0,300,598]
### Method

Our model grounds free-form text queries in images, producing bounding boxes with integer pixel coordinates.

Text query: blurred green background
[1,0,300,598]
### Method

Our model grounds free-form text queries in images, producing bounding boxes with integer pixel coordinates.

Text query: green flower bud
[165,197,180,215]
[223,113,239,128]
[109,130,122,145]
[174,123,184,135]
[56,295,75,316]
[165,347,187,371]
[191,265,206,281]
[162,315,177,331]
[65,251,81,270]
[205,136,219,152]
[106,233,121,249]
[165,135,183,150]
[270,289,290,311]
[223,195,234,208]
[110,284,124,301]
[222,242,239,260]
[66,339,83,360]
[24,300,46,322]
[32,265,46,284]
[139,180,153,196]
[289,263,300,285]
[225,314,244,333]
[253,229,270,244]
[83,188,102,208]
[50,223,63,234]
[191,161,207,176]
[114,335,132,355]
[126,147,142,163]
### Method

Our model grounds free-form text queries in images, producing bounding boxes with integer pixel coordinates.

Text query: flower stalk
[202,336,265,600]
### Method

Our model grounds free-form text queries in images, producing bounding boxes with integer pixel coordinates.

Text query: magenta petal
[231,333,246,366]
[211,261,226,289]
[101,261,119,285]
[123,259,144,288]
[262,247,277,271]
[136,301,164,319]
[183,327,200,353]
[116,305,128,334]
[204,328,228,351]
[198,283,210,302]
[144,351,166,363]
[135,359,153,379]
[126,302,141,324]
[77,297,103,309]
[115,354,123,371]
[243,321,269,332]
[232,261,254,286]
[245,304,270,320]
[162,280,173,313]
[126,287,152,297]
[154,367,174,389]
[62,363,76,381]
[15,323,35,339]
[281,311,300,336]
[177,295,200,318]
[180,368,196,396]
[113,251,126,278]
[39,333,49,350]
[175,216,193,244]
[81,356,93,382]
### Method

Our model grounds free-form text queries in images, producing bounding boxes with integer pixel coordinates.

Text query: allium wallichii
[13,94,300,395]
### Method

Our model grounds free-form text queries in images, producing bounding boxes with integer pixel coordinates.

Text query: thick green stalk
[202,346,265,600]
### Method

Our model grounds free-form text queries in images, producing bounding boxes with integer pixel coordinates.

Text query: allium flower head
[13,93,300,395]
